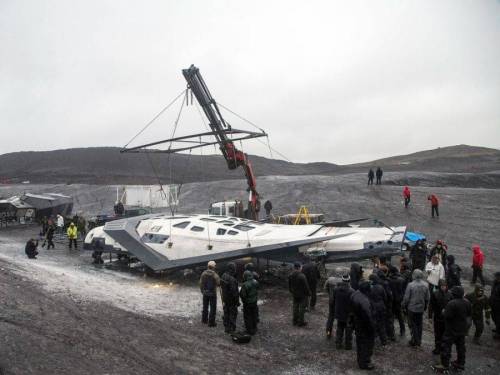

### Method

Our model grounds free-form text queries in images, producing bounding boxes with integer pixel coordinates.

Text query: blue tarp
[405,231,426,244]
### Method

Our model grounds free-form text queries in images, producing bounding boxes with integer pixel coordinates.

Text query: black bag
[231,332,251,344]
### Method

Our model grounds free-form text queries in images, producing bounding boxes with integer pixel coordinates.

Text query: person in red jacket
[471,245,485,286]
[403,186,411,208]
[428,194,439,218]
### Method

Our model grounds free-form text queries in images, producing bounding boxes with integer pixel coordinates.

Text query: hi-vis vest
[67,225,78,239]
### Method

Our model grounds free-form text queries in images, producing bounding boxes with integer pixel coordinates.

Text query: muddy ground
[1,225,499,375]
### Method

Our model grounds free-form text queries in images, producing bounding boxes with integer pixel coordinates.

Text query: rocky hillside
[0,144,498,185]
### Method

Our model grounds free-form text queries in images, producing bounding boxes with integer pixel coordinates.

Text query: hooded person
[435,286,472,372]
[402,269,430,347]
[220,262,239,333]
[388,265,406,336]
[471,245,485,286]
[403,186,411,208]
[331,273,354,350]
[240,270,259,335]
[350,263,363,291]
[25,238,39,259]
[199,261,220,327]
[490,272,500,339]
[351,281,376,370]
[67,222,78,250]
[465,284,491,344]
[368,273,388,346]
[446,255,462,289]
[429,279,452,354]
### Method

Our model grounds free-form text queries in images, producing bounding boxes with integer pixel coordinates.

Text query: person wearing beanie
[220,262,239,334]
[240,270,259,335]
[351,281,376,370]
[199,261,220,327]
[288,262,311,327]
[245,262,261,322]
[330,273,354,349]
[402,269,430,347]
[430,240,448,271]
[67,222,78,250]
[434,286,471,372]
[429,279,452,355]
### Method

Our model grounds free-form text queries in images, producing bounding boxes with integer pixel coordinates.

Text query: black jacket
[350,263,363,290]
[301,262,320,287]
[446,256,462,289]
[220,271,239,306]
[430,289,452,321]
[289,270,311,299]
[351,289,375,335]
[378,272,393,310]
[444,289,472,336]
[264,200,272,211]
[332,282,354,322]
[490,280,500,313]
[388,272,405,304]
[401,268,412,292]
[368,275,387,313]
[46,227,55,240]
[25,240,38,256]
[410,244,427,270]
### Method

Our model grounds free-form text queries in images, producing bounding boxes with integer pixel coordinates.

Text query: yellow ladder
[294,206,311,225]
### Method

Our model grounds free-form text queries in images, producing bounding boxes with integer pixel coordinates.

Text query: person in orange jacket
[471,245,485,286]
[428,194,439,218]
[403,186,411,208]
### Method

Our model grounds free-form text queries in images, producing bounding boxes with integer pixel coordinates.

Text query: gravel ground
[1,172,500,374]
[0,226,499,375]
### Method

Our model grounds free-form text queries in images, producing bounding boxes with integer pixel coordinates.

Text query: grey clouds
[0,0,499,164]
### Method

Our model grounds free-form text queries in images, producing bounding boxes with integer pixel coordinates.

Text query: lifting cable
[123,89,186,149]
[218,102,291,162]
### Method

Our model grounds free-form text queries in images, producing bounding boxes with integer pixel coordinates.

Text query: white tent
[123,185,178,208]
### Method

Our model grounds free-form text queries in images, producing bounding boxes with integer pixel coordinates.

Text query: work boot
[360,363,375,370]
[345,344,352,350]
[473,337,481,345]
[451,361,464,371]
[432,348,440,355]
[297,322,308,327]
[335,343,343,350]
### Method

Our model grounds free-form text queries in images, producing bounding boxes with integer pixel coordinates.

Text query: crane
[121,65,267,220]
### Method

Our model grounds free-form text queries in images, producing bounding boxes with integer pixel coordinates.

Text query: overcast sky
[1,0,499,164]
